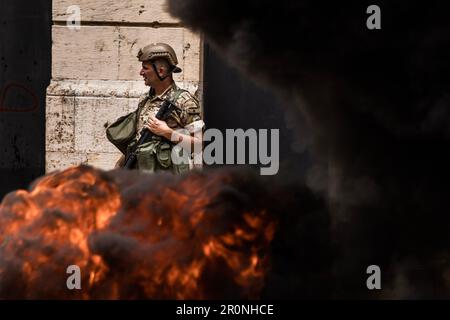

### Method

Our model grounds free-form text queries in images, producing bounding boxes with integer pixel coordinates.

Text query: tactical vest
[106,87,190,174]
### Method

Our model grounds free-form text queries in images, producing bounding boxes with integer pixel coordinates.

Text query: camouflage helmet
[137,43,182,73]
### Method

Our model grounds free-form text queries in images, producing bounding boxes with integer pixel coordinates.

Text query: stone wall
[46,0,202,172]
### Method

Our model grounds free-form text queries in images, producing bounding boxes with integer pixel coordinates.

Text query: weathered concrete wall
[46,0,202,172]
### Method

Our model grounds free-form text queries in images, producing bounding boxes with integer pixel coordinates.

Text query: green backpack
[106,88,190,174]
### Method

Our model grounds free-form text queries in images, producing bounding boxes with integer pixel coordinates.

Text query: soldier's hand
[146,115,172,139]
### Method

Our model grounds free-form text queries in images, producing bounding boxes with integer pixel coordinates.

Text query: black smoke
[168,0,450,298]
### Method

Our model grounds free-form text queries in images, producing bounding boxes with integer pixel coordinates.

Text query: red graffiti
[0,82,39,113]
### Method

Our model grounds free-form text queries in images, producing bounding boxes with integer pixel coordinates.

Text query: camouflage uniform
[106,83,202,174]
[106,42,203,174]
[136,82,202,173]
[136,83,201,140]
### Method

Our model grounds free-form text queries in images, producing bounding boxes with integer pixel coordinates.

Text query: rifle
[123,99,177,169]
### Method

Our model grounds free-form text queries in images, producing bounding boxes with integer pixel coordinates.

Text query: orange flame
[0,165,276,299]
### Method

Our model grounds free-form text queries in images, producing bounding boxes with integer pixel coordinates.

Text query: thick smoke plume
[168,0,450,297]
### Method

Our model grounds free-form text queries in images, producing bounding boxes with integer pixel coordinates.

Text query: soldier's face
[139,61,158,86]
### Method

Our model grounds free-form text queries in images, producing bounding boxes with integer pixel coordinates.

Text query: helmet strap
[152,62,171,81]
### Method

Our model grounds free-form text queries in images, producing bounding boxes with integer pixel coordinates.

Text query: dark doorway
[202,41,310,177]
[0,0,51,199]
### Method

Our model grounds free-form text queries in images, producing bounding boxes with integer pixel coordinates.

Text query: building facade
[46,0,202,172]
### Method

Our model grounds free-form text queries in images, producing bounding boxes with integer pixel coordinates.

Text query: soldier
[106,43,204,173]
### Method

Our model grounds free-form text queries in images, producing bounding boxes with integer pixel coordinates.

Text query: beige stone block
[86,152,122,171]
[46,151,87,173]
[46,95,75,152]
[52,26,202,82]
[52,26,119,80]
[74,96,138,153]
[182,29,202,82]
[47,79,199,100]
[46,151,125,173]
[47,79,147,98]
[117,27,185,81]
[124,98,141,114]
[53,0,179,24]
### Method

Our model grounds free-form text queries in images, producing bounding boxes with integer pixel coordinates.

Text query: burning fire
[0,165,276,299]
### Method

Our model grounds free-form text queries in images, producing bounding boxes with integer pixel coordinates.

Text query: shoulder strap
[136,87,187,120]
[136,89,153,120]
